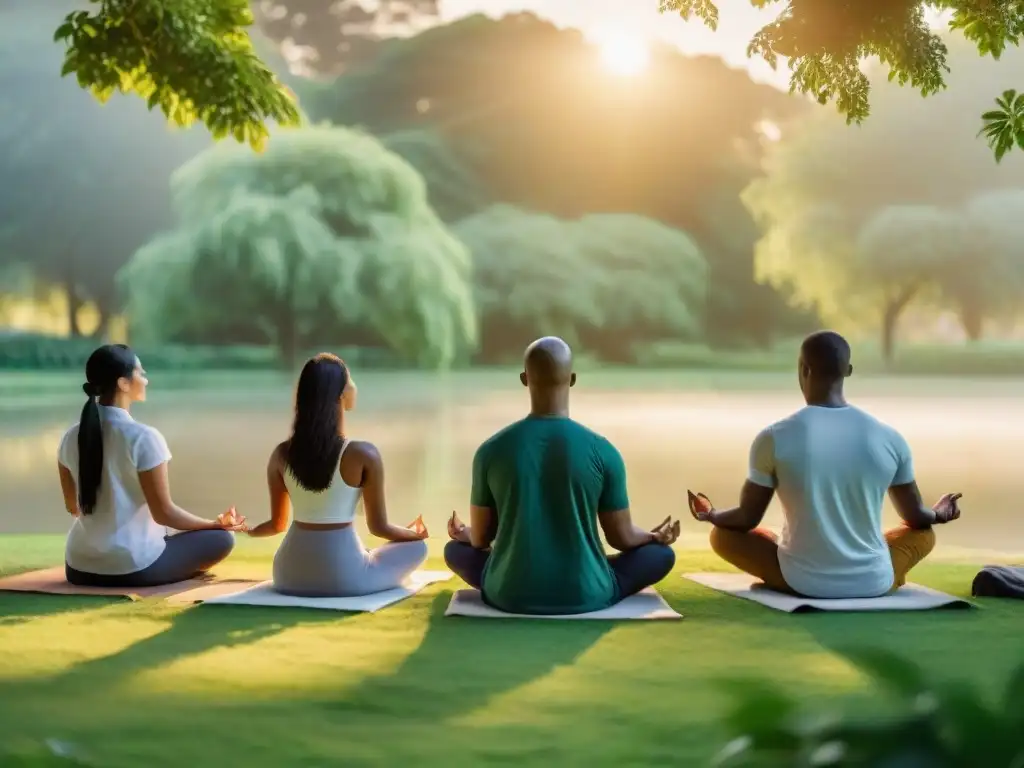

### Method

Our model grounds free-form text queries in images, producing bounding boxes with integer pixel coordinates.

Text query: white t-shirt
[58,406,172,575]
[748,405,914,598]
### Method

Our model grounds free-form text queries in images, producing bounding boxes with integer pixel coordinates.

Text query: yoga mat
[0,566,252,601]
[683,572,972,613]
[170,570,453,612]
[444,588,682,620]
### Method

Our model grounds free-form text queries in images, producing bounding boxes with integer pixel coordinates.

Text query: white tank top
[283,439,362,525]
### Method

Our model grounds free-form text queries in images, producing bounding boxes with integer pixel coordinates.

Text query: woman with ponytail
[246,353,428,596]
[57,344,244,587]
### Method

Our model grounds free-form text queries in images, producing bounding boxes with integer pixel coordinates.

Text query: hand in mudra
[687,490,714,522]
[932,493,963,524]
[217,507,248,532]
[407,515,429,539]
[651,516,681,545]
[448,511,470,543]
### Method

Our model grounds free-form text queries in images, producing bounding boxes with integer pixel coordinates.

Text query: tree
[121,125,476,368]
[856,206,965,361]
[745,40,1024,356]
[0,0,211,338]
[252,0,440,77]
[456,206,708,363]
[121,190,351,367]
[53,0,299,150]
[381,130,491,222]
[310,13,807,347]
[956,190,1024,338]
[660,0,1024,160]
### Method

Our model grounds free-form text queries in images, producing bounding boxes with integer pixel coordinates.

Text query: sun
[597,33,651,77]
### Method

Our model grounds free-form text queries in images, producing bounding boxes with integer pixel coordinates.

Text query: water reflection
[2,377,1023,555]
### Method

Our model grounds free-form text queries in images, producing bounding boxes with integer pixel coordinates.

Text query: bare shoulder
[269,441,289,469]
[346,440,382,466]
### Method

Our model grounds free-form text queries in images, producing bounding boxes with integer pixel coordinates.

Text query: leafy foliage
[53,0,300,150]
[120,126,476,368]
[659,0,1024,159]
[980,89,1024,161]
[308,12,808,347]
[456,206,708,363]
[716,649,1024,767]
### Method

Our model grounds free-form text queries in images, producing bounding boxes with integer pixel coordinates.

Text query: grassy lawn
[0,537,1018,767]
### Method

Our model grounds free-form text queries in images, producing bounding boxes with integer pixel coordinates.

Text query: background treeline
[4,2,1024,371]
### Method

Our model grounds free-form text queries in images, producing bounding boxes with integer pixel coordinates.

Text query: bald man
[444,337,679,615]
[689,331,962,598]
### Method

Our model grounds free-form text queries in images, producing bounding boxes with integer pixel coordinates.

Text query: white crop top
[283,439,362,524]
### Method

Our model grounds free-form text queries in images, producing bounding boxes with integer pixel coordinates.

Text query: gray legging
[65,529,235,588]
[273,524,428,597]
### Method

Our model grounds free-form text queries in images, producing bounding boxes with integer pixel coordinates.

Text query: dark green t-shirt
[471,415,629,615]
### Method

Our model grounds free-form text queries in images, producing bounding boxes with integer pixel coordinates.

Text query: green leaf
[53,21,74,42]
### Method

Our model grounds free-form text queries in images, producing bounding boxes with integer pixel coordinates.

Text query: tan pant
[708,524,937,596]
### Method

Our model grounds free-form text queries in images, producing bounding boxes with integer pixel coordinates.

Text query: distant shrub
[0,334,403,372]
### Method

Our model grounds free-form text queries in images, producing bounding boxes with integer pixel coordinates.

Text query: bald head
[522,336,574,389]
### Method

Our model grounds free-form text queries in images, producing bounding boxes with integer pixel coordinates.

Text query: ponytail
[77,383,104,515]
[77,344,137,514]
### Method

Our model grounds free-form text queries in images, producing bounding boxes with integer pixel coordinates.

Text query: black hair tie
[82,382,98,397]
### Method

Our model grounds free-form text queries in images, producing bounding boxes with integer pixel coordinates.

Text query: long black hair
[78,344,137,514]
[286,353,349,493]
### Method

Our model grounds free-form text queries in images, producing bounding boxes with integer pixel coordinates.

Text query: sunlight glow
[596,33,651,77]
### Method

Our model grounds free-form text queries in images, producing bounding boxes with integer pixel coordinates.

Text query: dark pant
[66,530,235,588]
[443,540,676,600]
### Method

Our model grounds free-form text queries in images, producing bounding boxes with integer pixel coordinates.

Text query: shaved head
[523,336,574,387]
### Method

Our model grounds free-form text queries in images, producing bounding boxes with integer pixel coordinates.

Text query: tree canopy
[54,0,300,150]
[661,0,1024,160]
[121,126,476,367]
[308,12,808,347]
[746,43,1024,358]
[457,206,708,363]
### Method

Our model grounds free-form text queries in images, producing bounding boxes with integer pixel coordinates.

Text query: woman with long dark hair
[246,353,428,596]
[57,344,244,587]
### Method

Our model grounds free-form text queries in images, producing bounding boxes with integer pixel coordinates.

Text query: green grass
[0,536,1018,767]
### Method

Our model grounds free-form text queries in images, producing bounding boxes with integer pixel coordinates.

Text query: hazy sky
[439,0,788,86]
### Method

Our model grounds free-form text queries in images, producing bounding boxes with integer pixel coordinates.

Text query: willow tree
[121,126,476,368]
[457,205,708,363]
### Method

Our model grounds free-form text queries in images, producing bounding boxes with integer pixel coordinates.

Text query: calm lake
[2,370,1022,556]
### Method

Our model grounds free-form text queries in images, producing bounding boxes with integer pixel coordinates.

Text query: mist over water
[2,372,1022,557]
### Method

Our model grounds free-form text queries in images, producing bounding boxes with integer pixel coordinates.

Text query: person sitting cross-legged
[689,331,962,599]
[443,336,679,615]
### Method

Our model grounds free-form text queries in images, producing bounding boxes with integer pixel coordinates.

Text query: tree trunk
[63,270,83,339]
[958,301,984,342]
[91,297,112,341]
[880,285,918,366]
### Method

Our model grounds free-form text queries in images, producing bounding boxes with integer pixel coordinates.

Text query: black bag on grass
[971,565,1024,600]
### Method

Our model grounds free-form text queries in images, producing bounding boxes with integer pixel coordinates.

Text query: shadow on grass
[0,593,121,628]
[2,602,346,700]
[318,590,612,724]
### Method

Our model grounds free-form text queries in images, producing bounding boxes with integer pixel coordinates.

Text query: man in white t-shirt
[688,331,963,599]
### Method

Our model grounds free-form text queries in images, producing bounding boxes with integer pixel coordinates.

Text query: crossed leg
[708,524,937,595]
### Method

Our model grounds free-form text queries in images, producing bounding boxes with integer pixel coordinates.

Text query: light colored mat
[444,588,682,620]
[170,570,453,612]
[0,566,251,601]
[684,572,972,613]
